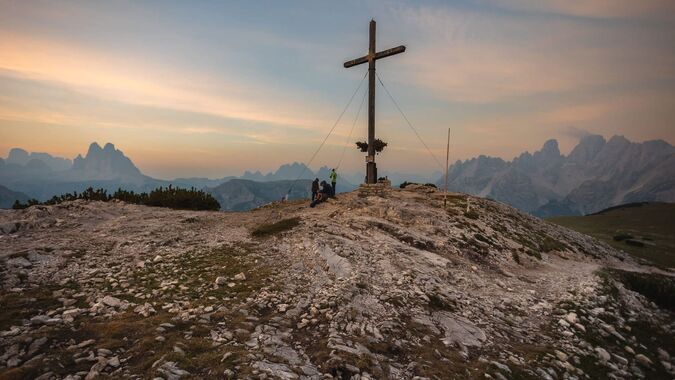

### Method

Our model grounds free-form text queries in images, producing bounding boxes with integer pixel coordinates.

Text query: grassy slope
[548,202,675,269]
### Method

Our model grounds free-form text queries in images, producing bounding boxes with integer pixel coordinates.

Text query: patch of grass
[168,338,245,376]
[160,244,277,304]
[539,236,567,253]
[524,249,542,260]
[556,270,675,380]
[0,241,285,380]
[251,217,301,238]
[0,286,68,331]
[464,210,479,220]
[404,320,490,379]
[548,202,675,268]
[512,232,539,252]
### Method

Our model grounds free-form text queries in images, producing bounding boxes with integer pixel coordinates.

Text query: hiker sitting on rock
[310,181,333,208]
[320,180,333,199]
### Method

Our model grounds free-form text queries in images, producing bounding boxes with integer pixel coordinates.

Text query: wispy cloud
[391,3,675,103]
[481,0,675,20]
[0,1,673,177]
[0,34,333,129]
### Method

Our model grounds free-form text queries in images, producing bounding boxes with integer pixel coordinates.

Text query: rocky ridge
[439,135,675,216]
[0,189,673,379]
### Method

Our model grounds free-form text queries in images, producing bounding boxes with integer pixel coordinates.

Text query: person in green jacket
[329,168,337,196]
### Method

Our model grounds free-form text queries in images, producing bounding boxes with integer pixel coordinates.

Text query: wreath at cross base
[356,139,388,154]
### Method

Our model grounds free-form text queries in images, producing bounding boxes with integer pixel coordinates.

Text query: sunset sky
[1,0,674,179]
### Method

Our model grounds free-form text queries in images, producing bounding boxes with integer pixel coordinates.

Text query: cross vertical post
[367,20,377,184]
[344,19,405,184]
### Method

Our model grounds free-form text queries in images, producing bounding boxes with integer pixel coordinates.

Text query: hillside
[1,189,673,379]
[207,179,312,211]
[0,185,29,209]
[549,202,675,269]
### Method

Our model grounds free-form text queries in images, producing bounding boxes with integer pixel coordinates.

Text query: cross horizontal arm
[343,45,406,68]
[374,45,406,61]
[343,55,368,68]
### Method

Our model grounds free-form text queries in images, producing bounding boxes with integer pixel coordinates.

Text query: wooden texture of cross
[344,19,406,184]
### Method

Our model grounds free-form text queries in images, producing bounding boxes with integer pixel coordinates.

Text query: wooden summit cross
[344,19,405,184]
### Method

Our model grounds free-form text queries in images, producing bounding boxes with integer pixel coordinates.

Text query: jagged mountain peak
[7,148,29,162]
[539,139,561,156]
[607,134,630,146]
[85,142,120,157]
[441,134,675,215]
[70,142,142,181]
[87,142,103,154]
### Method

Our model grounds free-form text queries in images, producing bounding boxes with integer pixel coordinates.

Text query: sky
[1,0,674,179]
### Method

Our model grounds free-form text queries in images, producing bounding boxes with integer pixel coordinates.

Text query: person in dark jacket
[310,181,333,208]
[320,180,333,198]
[311,178,319,202]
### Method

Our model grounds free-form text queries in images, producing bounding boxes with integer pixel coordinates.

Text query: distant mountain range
[6,148,72,171]
[0,143,162,201]
[0,143,351,210]
[241,162,358,192]
[3,136,672,215]
[207,179,312,211]
[438,135,675,216]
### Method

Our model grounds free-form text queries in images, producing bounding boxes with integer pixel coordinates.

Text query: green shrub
[356,139,387,153]
[11,185,220,211]
[12,199,39,209]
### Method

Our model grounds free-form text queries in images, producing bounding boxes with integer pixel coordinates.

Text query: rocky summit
[0,188,673,379]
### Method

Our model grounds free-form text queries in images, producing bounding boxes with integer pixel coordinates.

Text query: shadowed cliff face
[0,143,158,202]
[70,143,143,182]
[0,188,672,379]
[439,135,675,216]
